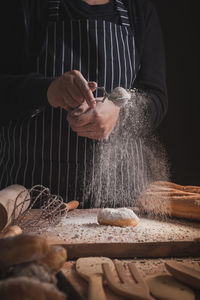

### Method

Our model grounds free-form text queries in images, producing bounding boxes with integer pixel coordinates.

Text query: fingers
[62,72,85,105]
[67,108,94,127]
[62,87,80,108]
[70,102,90,117]
[62,103,72,112]
[88,81,97,92]
[71,124,96,132]
[78,132,98,139]
[73,72,96,108]
[75,125,109,140]
[47,70,97,110]
[77,131,109,140]
[67,100,119,140]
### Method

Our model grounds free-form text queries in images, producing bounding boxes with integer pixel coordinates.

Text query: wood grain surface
[49,240,200,260]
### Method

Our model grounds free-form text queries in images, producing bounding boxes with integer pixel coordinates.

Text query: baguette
[149,181,200,194]
[138,181,200,220]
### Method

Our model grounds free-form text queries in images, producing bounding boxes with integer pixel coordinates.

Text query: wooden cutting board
[49,240,200,260]
[23,209,200,259]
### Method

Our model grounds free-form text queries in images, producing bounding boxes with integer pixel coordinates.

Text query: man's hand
[67,99,120,140]
[47,70,97,111]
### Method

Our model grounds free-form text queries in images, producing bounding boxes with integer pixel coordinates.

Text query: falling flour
[83,87,170,210]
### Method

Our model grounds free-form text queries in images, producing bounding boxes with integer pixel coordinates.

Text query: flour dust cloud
[82,89,170,208]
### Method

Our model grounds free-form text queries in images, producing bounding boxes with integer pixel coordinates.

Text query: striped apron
[0,0,149,207]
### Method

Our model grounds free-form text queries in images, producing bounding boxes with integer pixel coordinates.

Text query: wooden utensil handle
[66,200,79,212]
[0,185,30,231]
[88,275,106,300]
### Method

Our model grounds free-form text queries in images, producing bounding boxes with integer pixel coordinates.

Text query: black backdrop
[151,0,199,185]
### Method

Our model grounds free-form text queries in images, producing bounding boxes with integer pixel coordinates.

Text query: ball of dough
[97,208,140,227]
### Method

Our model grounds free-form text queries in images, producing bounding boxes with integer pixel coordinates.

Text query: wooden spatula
[165,261,200,290]
[76,257,115,300]
[103,261,154,300]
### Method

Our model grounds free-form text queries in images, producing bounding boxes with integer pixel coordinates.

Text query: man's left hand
[67,99,120,140]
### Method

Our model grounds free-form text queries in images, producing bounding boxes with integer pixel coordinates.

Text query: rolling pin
[0,185,30,231]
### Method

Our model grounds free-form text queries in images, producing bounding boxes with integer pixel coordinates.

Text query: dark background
[152,1,199,185]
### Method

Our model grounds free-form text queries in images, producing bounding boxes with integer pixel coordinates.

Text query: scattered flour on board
[29,209,200,244]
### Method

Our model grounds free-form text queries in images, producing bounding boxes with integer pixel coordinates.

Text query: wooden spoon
[165,261,200,290]
[146,274,195,300]
[76,257,115,300]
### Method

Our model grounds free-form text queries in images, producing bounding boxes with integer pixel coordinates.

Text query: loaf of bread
[40,245,67,273]
[0,277,66,300]
[0,234,49,266]
[149,181,200,194]
[137,181,200,220]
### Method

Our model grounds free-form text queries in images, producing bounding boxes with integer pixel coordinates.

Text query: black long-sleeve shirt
[0,0,167,129]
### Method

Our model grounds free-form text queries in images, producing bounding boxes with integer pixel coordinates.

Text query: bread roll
[0,234,49,266]
[0,277,66,300]
[10,262,57,285]
[40,245,67,273]
[97,208,140,227]
[1,225,22,238]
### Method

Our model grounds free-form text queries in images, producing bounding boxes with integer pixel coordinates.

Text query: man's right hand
[47,70,97,111]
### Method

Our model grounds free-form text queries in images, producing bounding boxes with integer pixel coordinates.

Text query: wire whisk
[10,185,66,231]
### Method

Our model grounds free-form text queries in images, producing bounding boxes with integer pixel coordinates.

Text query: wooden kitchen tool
[64,200,79,212]
[103,261,154,300]
[146,274,195,300]
[0,185,30,231]
[165,261,200,290]
[6,185,79,231]
[76,257,115,300]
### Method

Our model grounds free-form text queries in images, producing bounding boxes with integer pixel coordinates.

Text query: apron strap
[48,0,61,20]
[48,0,131,26]
[115,0,130,26]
